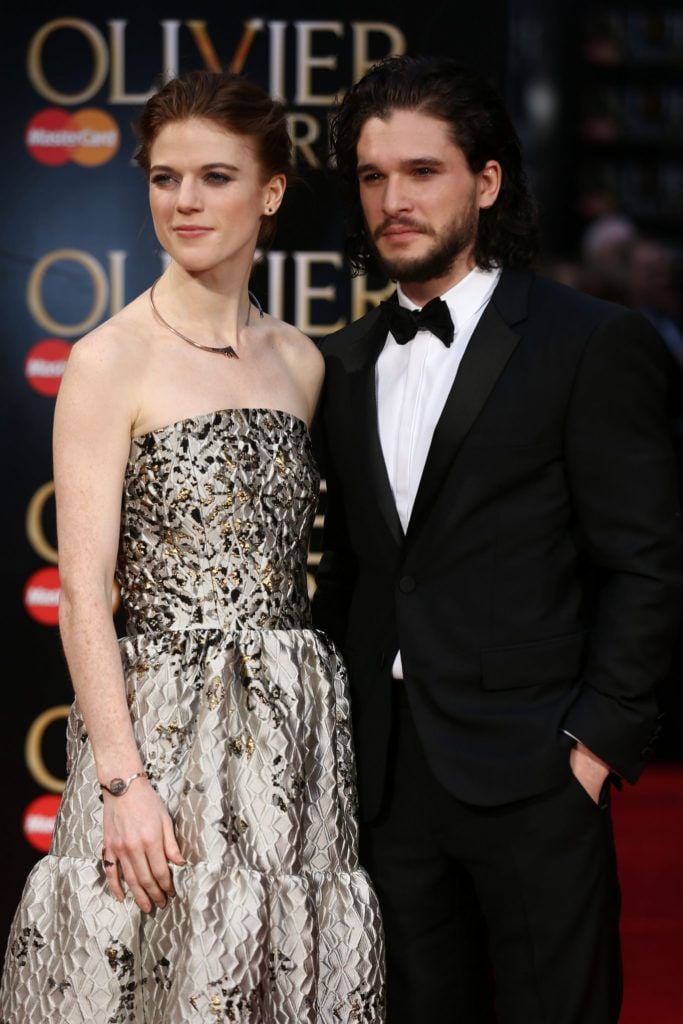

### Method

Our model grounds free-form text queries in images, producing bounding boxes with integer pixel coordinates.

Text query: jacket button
[399,575,416,593]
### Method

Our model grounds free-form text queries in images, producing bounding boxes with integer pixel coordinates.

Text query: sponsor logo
[25,706,70,794]
[26,482,57,564]
[22,794,62,852]
[24,339,72,396]
[24,566,60,626]
[25,107,119,166]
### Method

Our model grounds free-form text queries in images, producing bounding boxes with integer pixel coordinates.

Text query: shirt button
[399,575,416,594]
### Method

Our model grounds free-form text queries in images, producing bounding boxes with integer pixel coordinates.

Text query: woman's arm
[54,328,184,912]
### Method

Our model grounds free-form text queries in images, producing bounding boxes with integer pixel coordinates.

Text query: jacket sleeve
[310,377,358,652]
[562,308,683,781]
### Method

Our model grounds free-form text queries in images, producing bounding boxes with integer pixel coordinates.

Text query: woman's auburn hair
[134,69,293,247]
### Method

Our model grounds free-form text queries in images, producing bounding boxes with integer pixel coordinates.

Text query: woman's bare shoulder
[57,291,154,427]
[71,291,152,366]
[267,316,324,375]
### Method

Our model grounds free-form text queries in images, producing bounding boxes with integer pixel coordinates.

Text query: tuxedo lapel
[406,270,531,544]
[346,304,404,549]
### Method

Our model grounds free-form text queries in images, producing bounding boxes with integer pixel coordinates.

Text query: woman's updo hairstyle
[134,69,292,246]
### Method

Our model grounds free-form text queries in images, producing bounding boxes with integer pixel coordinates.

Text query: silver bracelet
[99,771,148,797]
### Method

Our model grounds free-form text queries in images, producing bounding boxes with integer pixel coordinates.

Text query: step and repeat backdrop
[1,2,506,939]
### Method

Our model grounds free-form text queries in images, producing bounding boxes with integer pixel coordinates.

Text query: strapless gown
[0,407,385,1023]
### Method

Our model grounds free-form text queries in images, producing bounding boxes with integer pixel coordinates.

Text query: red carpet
[611,764,683,1024]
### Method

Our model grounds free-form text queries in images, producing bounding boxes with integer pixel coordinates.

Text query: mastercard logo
[24,566,60,626]
[25,107,120,167]
[23,566,121,624]
[25,339,72,397]
[22,794,62,852]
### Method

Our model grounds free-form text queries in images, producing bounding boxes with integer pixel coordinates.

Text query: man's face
[356,108,499,286]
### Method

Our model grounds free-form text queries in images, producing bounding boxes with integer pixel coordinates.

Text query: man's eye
[206,172,231,184]
[361,172,382,183]
[414,167,435,176]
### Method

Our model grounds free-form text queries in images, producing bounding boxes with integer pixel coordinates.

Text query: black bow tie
[382,296,455,347]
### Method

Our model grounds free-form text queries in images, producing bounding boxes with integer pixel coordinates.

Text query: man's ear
[478,160,502,210]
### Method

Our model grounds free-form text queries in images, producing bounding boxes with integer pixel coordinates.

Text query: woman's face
[148,117,284,275]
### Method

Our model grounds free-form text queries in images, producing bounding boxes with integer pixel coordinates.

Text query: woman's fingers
[147,846,176,899]
[130,844,169,909]
[103,795,185,911]
[117,848,168,912]
[162,814,186,869]
[116,853,153,912]
[102,849,125,902]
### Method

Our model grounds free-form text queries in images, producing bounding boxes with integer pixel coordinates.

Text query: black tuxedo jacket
[312,269,683,820]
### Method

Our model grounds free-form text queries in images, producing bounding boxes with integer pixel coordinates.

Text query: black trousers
[359,686,623,1024]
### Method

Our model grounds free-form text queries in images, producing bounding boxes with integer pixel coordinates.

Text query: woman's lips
[174,226,213,236]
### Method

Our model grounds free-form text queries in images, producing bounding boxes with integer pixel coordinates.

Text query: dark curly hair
[134,70,293,247]
[330,55,539,274]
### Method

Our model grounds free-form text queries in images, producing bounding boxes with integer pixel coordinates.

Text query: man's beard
[369,203,479,284]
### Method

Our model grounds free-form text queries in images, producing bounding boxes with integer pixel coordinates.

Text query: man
[312,56,683,1024]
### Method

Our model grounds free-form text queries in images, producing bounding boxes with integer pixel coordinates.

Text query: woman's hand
[102,779,186,912]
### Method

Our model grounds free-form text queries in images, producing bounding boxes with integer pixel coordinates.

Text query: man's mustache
[372,217,434,241]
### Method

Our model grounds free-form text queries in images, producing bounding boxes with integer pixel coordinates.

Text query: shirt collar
[396,265,501,331]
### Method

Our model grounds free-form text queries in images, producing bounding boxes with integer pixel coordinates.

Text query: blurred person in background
[580,212,638,304]
[629,237,683,369]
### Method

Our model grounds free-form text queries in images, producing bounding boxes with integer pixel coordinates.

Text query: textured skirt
[0,628,385,1023]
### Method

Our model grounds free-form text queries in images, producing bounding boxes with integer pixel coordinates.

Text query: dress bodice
[117,407,319,634]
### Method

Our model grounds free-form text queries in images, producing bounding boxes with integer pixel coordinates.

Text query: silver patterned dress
[0,407,385,1023]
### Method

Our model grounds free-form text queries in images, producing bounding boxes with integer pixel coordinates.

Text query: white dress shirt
[375,265,501,678]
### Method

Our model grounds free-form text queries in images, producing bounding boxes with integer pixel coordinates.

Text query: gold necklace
[149,278,264,359]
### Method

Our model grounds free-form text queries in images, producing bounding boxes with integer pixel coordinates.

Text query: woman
[0,70,384,1023]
